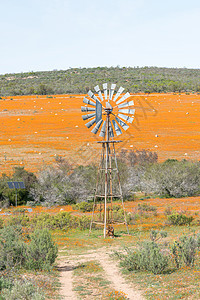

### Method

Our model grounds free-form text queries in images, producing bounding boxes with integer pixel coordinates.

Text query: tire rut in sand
[58,248,144,300]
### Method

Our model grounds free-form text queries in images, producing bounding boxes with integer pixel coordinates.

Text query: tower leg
[113,142,129,234]
[89,143,105,234]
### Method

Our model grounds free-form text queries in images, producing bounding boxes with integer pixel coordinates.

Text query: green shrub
[7,215,29,227]
[142,159,200,198]
[115,241,169,274]
[171,235,198,268]
[168,213,194,225]
[0,218,3,229]
[53,211,72,229]
[73,201,93,212]
[0,277,13,291]
[1,279,45,300]
[30,213,55,229]
[150,229,167,241]
[25,228,58,270]
[73,215,91,230]
[0,226,26,270]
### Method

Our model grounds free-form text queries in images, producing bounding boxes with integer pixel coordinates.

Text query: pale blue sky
[1,0,200,74]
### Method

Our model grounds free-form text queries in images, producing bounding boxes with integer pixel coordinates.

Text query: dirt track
[58,248,144,300]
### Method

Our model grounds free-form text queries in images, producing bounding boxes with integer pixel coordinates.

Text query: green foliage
[115,241,169,274]
[0,226,26,270]
[142,159,200,198]
[1,279,45,300]
[0,225,58,272]
[150,229,168,241]
[2,67,200,96]
[73,201,93,212]
[167,213,194,225]
[30,211,91,230]
[0,167,37,207]
[7,215,30,227]
[112,206,132,224]
[171,235,198,268]
[25,229,58,270]
[0,277,12,292]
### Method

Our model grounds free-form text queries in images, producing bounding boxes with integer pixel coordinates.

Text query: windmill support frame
[89,110,129,238]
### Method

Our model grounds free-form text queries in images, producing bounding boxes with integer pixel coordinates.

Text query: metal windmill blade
[91,119,103,134]
[82,113,96,121]
[115,116,129,131]
[83,97,96,106]
[103,83,108,100]
[118,100,134,108]
[109,83,116,101]
[118,113,134,123]
[88,90,99,102]
[85,118,96,128]
[112,119,122,136]
[94,85,103,101]
[113,86,124,102]
[81,106,96,112]
[118,108,135,115]
[116,92,131,105]
[99,121,106,137]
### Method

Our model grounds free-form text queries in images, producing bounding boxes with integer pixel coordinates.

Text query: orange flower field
[0,93,200,174]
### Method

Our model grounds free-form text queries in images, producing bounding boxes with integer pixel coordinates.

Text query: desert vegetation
[0,150,200,298]
[1,151,200,208]
[1,67,200,96]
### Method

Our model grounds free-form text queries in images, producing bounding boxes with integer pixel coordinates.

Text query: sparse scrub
[171,234,198,268]
[0,226,26,270]
[167,213,194,225]
[2,67,200,96]
[25,228,58,270]
[72,201,93,212]
[142,159,200,198]
[115,241,169,274]
[1,279,45,300]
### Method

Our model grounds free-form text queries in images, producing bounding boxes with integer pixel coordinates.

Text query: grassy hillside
[1,66,200,96]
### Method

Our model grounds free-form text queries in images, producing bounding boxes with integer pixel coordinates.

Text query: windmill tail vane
[81,83,133,238]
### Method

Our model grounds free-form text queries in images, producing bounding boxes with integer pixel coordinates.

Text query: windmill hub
[105,102,113,113]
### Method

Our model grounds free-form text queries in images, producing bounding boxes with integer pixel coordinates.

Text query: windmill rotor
[81,83,135,138]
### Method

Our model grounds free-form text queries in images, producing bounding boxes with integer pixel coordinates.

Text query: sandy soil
[58,248,144,300]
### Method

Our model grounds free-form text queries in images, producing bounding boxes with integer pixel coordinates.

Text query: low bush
[150,229,168,241]
[0,225,58,272]
[0,226,26,270]
[167,213,194,225]
[0,277,13,292]
[72,201,93,212]
[171,235,198,268]
[115,241,169,274]
[1,279,45,300]
[25,228,58,270]
[7,215,29,227]
[30,211,91,230]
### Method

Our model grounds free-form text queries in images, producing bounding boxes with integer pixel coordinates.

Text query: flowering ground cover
[0,93,200,174]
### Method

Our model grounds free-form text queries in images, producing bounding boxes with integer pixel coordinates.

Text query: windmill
[81,83,135,238]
